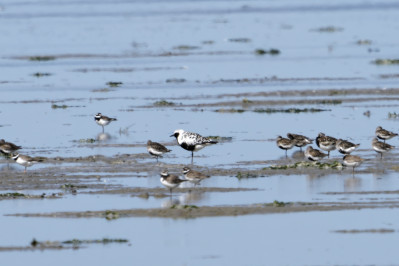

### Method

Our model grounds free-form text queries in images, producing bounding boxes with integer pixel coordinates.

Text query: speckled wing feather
[181,131,217,146]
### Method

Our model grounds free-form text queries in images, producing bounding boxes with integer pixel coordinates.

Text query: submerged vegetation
[28,56,56,61]
[372,59,399,65]
[255,48,280,55]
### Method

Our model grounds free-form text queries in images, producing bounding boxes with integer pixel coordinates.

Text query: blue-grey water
[2,0,399,265]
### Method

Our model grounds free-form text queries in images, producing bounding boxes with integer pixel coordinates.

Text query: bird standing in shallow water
[147,140,171,162]
[372,138,394,159]
[94,113,117,133]
[182,167,210,186]
[276,136,297,158]
[171,129,217,162]
[0,139,22,168]
[12,153,44,173]
[336,139,360,155]
[316,133,337,158]
[375,126,398,143]
[287,133,313,151]
[160,170,187,196]
[343,154,364,176]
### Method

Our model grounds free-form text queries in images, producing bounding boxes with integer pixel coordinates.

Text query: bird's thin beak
[170,134,174,137]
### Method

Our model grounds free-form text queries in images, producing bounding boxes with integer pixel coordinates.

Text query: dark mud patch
[8,200,399,219]
[0,238,129,252]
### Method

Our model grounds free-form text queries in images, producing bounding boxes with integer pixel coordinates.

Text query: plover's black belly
[181,143,195,151]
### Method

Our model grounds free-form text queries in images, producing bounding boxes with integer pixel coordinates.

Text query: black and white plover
[94,113,117,132]
[160,170,187,195]
[287,133,313,151]
[343,154,364,175]
[336,139,360,154]
[375,126,398,142]
[170,129,217,159]
[182,167,210,186]
[12,153,44,173]
[304,146,328,161]
[147,140,171,162]
[276,136,297,157]
[372,138,394,159]
[316,133,337,158]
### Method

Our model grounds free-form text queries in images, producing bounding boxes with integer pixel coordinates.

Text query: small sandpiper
[343,154,364,175]
[336,139,360,154]
[171,129,217,160]
[372,138,394,159]
[12,153,44,173]
[182,167,210,186]
[147,140,171,162]
[160,170,187,195]
[316,133,337,158]
[276,136,297,157]
[375,126,398,142]
[304,146,328,161]
[287,133,313,151]
[94,113,117,133]
[0,139,22,155]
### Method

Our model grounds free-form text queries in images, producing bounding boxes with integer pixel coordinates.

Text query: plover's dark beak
[170,134,174,137]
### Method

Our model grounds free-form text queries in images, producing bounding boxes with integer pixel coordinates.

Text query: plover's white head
[170,129,184,138]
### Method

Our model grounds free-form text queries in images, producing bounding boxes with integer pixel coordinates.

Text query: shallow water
[2,0,399,265]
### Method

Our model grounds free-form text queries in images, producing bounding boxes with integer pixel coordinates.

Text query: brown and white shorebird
[171,129,217,160]
[182,167,210,186]
[12,153,44,173]
[343,154,364,175]
[147,140,171,162]
[316,133,337,158]
[94,113,117,133]
[276,136,297,157]
[375,126,398,142]
[336,139,360,155]
[160,170,187,195]
[0,139,22,155]
[372,138,394,159]
[304,146,328,161]
[287,133,313,151]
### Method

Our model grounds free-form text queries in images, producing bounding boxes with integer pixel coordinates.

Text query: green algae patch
[268,161,343,170]
[0,193,26,198]
[154,100,175,106]
[62,238,128,245]
[215,108,246,113]
[32,72,52,77]
[105,210,120,220]
[372,59,399,65]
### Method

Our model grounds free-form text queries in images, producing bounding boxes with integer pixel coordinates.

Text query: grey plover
[375,126,398,142]
[372,138,394,159]
[160,170,187,195]
[182,167,210,186]
[287,133,313,151]
[343,154,364,175]
[0,139,21,155]
[276,136,297,157]
[336,139,360,154]
[171,129,217,159]
[316,133,337,158]
[12,153,44,173]
[304,146,327,161]
[147,140,171,162]
[94,113,117,132]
